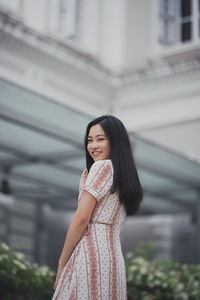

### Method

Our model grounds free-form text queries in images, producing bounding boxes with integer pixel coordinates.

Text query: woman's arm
[54,190,97,289]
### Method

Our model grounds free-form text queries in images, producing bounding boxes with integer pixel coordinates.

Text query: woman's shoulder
[91,159,112,169]
[80,160,113,179]
[89,159,113,176]
[92,158,112,165]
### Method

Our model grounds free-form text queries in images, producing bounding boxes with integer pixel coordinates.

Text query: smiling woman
[87,123,111,161]
[52,115,143,300]
[84,115,143,216]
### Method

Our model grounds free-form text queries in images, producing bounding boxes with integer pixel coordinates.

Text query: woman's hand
[53,264,64,290]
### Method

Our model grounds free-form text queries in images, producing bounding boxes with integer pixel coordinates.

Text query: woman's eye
[87,139,104,142]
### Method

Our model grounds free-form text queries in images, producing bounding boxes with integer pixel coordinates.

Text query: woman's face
[87,124,110,161]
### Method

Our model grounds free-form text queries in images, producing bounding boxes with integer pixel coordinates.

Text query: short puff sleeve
[79,169,88,191]
[83,159,113,201]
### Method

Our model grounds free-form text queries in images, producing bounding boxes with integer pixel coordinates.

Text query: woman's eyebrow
[88,134,106,138]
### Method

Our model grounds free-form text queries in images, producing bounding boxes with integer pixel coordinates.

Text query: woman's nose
[91,141,99,149]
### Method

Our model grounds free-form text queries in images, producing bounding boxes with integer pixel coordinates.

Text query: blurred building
[0,0,200,268]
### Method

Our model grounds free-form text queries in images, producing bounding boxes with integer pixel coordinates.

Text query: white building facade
[0,0,200,265]
[0,0,199,160]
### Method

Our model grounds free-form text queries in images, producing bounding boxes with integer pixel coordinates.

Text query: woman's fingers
[53,279,58,290]
[53,268,63,290]
[54,276,60,290]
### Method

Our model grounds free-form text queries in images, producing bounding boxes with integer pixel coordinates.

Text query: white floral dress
[52,159,127,300]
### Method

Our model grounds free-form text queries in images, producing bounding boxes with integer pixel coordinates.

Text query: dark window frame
[159,0,199,45]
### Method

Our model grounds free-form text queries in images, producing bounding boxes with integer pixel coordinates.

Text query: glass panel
[0,79,91,140]
[0,79,199,215]
[0,151,19,161]
[181,22,192,41]
[14,164,80,189]
[132,137,200,182]
[139,170,183,191]
[63,157,86,170]
[159,0,177,44]
[141,195,188,214]
[170,189,197,203]
[167,0,177,16]
[9,178,41,189]
[167,18,178,43]
[0,119,78,155]
[181,0,191,17]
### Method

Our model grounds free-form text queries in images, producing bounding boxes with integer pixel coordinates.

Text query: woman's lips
[92,151,102,157]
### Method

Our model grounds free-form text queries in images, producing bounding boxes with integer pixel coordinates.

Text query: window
[159,0,177,45]
[180,0,192,41]
[58,0,81,39]
[199,0,200,36]
[159,0,199,45]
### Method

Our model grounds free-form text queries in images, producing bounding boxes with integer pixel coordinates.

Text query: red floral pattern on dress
[54,256,73,300]
[109,201,121,300]
[82,160,113,201]
[85,228,99,299]
[92,163,112,191]
[52,159,127,300]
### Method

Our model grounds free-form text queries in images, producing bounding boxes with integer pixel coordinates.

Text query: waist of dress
[89,221,113,226]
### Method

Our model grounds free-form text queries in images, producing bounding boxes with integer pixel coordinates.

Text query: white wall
[124,0,152,70]
[0,0,200,161]
[113,67,200,160]
[99,0,126,71]
[0,38,112,116]
[0,0,21,14]
[22,0,48,33]
[78,0,100,55]
[139,120,200,161]
[0,0,130,71]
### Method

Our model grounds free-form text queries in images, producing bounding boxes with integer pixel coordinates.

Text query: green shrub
[125,242,200,300]
[0,243,55,300]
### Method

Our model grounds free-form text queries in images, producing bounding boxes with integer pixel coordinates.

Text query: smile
[92,151,102,155]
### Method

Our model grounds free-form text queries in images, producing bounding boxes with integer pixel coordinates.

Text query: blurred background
[0,0,200,272]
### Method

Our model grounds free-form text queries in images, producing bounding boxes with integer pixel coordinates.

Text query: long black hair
[84,115,143,216]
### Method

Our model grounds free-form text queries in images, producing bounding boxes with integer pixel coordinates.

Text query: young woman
[52,115,143,300]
